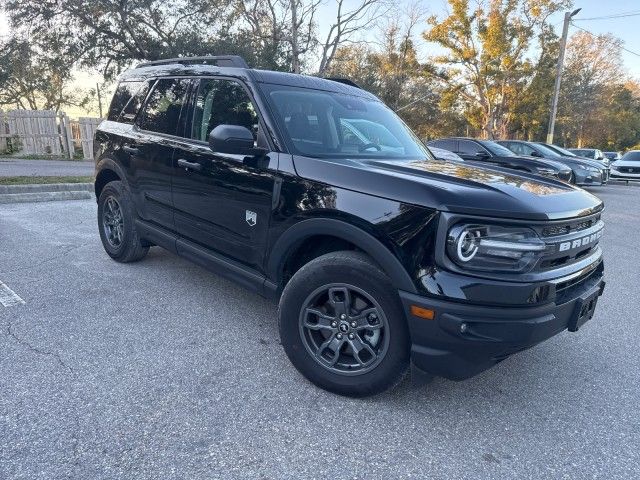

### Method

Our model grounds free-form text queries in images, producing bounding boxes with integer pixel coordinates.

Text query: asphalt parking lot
[1,183,639,479]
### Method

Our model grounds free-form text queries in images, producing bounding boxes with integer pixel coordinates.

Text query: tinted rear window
[138,78,190,135]
[107,81,150,123]
[428,139,457,151]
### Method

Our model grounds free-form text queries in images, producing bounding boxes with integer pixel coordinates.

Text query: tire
[278,251,410,397]
[97,180,149,263]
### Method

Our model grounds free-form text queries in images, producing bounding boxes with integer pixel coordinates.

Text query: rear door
[171,77,277,271]
[127,78,191,230]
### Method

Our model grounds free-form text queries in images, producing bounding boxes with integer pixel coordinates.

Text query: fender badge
[246,210,257,227]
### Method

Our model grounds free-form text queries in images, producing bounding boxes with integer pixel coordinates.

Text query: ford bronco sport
[94,55,605,397]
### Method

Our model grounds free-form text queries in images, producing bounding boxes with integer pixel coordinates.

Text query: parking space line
[0,280,25,307]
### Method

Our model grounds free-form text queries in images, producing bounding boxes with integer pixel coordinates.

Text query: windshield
[549,144,576,157]
[622,151,640,162]
[261,84,431,160]
[480,141,516,157]
[571,149,593,156]
[532,143,562,158]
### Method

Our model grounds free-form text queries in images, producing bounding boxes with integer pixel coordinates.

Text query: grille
[621,167,640,173]
[541,215,599,237]
[533,211,603,271]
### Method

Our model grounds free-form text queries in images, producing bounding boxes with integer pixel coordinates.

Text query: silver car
[611,150,640,181]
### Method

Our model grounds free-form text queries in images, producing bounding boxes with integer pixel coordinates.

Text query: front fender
[267,217,418,294]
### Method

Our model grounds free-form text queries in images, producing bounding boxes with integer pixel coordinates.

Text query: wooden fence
[0,109,103,160]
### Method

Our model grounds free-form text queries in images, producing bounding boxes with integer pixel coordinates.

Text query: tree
[4,0,239,79]
[0,36,89,111]
[423,0,570,139]
[556,31,629,148]
[326,9,464,140]
[317,0,389,75]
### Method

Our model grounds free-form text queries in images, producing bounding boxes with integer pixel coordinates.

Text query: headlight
[447,224,547,273]
[577,164,599,173]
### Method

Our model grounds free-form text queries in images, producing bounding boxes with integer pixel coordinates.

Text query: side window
[504,142,522,155]
[458,140,483,155]
[107,81,150,123]
[191,79,258,142]
[138,78,190,135]
[430,139,456,151]
[509,143,535,156]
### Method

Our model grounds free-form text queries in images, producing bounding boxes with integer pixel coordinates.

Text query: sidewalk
[0,158,94,177]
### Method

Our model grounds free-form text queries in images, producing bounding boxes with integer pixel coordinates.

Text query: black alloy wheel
[102,195,124,248]
[299,283,390,376]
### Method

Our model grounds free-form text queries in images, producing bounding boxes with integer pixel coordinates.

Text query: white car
[611,150,640,180]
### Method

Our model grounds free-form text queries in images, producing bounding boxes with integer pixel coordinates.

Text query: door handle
[123,145,140,155]
[177,158,203,172]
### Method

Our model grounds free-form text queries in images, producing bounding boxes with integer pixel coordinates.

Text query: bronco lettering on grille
[558,230,603,252]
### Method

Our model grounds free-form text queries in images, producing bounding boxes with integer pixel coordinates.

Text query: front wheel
[278,251,410,397]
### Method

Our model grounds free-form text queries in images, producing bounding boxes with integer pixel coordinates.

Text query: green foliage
[0,37,89,110]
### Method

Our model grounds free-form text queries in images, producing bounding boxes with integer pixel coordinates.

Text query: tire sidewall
[279,253,410,396]
[97,181,136,260]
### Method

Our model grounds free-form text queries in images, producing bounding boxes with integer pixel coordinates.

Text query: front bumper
[399,262,605,380]
[611,169,640,179]
[575,168,608,186]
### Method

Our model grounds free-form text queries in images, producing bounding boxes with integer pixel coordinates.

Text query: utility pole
[547,8,581,144]
[96,82,103,118]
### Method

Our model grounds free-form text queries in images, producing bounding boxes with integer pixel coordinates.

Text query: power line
[570,22,640,58]
[573,10,640,21]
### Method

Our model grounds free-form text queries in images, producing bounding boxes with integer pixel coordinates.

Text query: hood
[521,156,572,171]
[292,155,603,221]
[558,156,606,170]
[612,159,640,167]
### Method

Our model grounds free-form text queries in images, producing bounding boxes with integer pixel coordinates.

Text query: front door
[171,77,277,271]
[457,139,496,165]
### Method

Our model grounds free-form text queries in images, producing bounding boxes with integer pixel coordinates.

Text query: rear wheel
[278,251,410,397]
[97,180,149,263]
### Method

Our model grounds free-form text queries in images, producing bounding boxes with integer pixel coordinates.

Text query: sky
[1,0,640,117]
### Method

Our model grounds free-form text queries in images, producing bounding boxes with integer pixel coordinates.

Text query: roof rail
[135,55,249,69]
[324,77,361,89]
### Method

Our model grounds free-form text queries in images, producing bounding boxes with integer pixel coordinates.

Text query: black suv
[95,56,605,396]
[426,137,573,182]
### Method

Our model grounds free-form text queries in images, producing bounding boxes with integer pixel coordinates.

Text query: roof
[118,59,378,101]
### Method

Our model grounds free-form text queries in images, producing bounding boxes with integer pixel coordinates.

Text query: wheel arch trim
[267,218,417,294]
[94,157,129,199]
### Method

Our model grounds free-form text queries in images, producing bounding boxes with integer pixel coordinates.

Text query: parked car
[498,140,609,186]
[610,150,640,180]
[425,137,572,181]
[426,146,464,162]
[604,151,622,162]
[568,148,610,167]
[94,55,605,396]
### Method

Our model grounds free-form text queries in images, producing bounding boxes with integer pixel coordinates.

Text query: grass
[0,176,94,185]
[0,153,86,161]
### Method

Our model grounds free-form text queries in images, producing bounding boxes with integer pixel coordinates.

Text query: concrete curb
[0,183,94,204]
[0,182,93,194]
[608,179,640,187]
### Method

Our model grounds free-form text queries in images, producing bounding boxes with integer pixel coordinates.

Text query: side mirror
[208,125,267,157]
[475,151,489,159]
[529,150,542,157]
